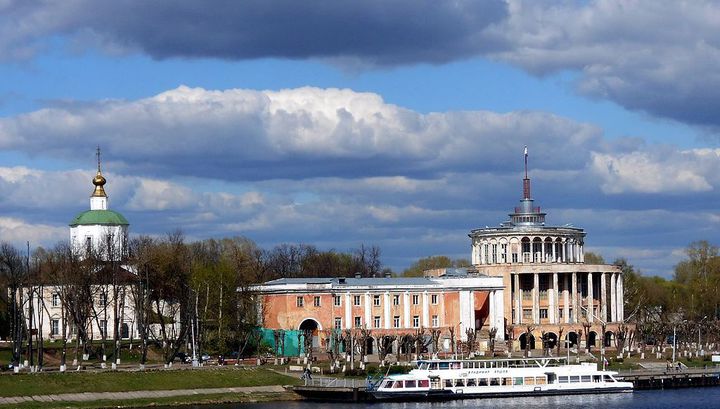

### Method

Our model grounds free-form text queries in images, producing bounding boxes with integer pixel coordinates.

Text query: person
[303,367,312,380]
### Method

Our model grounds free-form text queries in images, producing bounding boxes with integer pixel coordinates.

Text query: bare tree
[0,242,27,371]
[430,329,442,358]
[524,325,535,358]
[464,328,477,356]
[556,327,564,357]
[488,327,498,357]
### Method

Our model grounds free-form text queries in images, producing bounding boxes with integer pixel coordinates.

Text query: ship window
[439,362,450,370]
[514,377,523,385]
[405,380,416,388]
[382,380,393,388]
[502,378,512,386]
[451,362,461,369]
[445,379,453,387]
[570,376,580,383]
[524,377,535,385]
[393,381,403,388]
[581,375,591,383]
[559,376,568,384]
[479,378,488,386]
[593,375,601,382]
[429,363,438,370]
[418,379,429,388]
[603,375,615,382]
[536,376,547,385]
[467,379,476,387]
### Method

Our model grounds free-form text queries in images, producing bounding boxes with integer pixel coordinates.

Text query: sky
[0,0,719,277]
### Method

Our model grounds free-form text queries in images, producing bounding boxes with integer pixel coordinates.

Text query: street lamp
[672,320,687,363]
[698,316,707,356]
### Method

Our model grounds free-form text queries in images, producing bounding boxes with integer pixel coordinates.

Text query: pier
[618,367,720,390]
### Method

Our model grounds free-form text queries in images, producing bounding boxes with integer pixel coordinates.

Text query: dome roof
[69,210,129,226]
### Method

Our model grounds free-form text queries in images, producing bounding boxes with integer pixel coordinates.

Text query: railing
[304,376,367,388]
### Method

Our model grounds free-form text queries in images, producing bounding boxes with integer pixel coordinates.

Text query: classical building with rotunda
[469,148,625,351]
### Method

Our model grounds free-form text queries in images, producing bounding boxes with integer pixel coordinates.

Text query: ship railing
[304,376,367,388]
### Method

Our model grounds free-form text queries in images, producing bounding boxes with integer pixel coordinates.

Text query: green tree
[584,251,605,264]
[403,255,469,277]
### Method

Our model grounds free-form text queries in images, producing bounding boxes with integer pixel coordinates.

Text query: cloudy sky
[0,0,718,277]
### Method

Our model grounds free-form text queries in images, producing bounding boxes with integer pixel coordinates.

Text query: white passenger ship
[369,357,633,400]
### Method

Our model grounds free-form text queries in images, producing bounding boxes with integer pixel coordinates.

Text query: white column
[563,274,570,324]
[383,291,391,329]
[571,272,578,323]
[541,238,546,263]
[459,290,471,340]
[492,290,505,340]
[552,241,557,262]
[403,291,410,328]
[533,272,539,323]
[617,274,625,321]
[610,273,617,322]
[601,272,607,323]
[345,292,352,329]
[562,241,566,263]
[488,290,495,331]
[579,244,584,262]
[551,272,558,324]
[480,243,485,265]
[364,292,371,328]
[422,291,430,327]
[514,273,521,325]
[586,273,594,323]
[469,291,476,331]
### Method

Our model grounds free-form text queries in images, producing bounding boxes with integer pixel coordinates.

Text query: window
[412,294,419,305]
[99,320,107,337]
[354,316,362,327]
[313,296,321,307]
[85,236,92,251]
[432,315,439,327]
[51,293,60,307]
[558,309,563,318]
[296,296,304,307]
[393,316,400,328]
[373,295,381,306]
[334,317,342,329]
[374,316,381,328]
[393,295,400,305]
[51,319,59,336]
[522,309,532,319]
[354,295,361,306]
[412,315,419,328]
[431,294,438,304]
[539,309,548,319]
[333,295,341,306]
[99,293,107,307]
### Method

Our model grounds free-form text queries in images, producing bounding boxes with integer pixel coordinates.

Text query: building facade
[469,149,625,350]
[254,272,505,353]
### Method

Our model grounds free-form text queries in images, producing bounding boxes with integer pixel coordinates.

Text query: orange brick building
[254,272,505,352]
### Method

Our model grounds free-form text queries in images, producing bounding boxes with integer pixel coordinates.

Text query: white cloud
[590,149,719,194]
[0,217,67,245]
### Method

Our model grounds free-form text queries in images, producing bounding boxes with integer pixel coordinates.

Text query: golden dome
[92,170,107,197]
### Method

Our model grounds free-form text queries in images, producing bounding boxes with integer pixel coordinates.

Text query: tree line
[0,233,386,371]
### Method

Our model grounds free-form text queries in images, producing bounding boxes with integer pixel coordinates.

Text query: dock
[292,377,370,402]
[618,367,720,390]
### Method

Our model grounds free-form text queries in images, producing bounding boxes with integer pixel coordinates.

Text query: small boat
[368,357,633,401]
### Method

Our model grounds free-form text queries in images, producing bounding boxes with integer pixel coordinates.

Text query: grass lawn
[0,367,299,397]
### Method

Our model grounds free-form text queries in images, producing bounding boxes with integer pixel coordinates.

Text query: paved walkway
[0,385,288,405]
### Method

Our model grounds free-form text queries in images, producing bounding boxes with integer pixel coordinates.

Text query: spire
[523,145,531,200]
[91,146,107,198]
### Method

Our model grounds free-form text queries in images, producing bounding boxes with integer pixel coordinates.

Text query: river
[184,387,719,409]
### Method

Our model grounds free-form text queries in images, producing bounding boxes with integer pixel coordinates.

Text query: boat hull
[370,386,633,401]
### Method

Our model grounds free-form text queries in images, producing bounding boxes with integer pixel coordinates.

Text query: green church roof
[69,210,129,226]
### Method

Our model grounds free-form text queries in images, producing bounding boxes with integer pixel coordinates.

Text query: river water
[189,387,719,409]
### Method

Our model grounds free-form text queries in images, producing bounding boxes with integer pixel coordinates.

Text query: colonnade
[472,236,585,266]
[511,271,624,326]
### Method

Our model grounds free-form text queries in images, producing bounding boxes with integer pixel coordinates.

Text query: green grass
[0,368,299,397]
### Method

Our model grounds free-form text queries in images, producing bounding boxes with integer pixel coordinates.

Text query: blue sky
[0,1,718,277]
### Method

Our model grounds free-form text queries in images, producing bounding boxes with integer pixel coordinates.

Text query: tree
[403,256,458,277]
[0,242,27,371]
[584,252,605,265]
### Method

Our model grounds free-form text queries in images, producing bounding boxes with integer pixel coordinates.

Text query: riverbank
[0,367,302,408]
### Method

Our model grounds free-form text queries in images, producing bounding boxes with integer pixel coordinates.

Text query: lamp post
[672,320,687,363]
[698,316,707,356]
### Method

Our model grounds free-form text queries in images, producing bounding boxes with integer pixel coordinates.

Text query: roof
[69,210,129,226]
